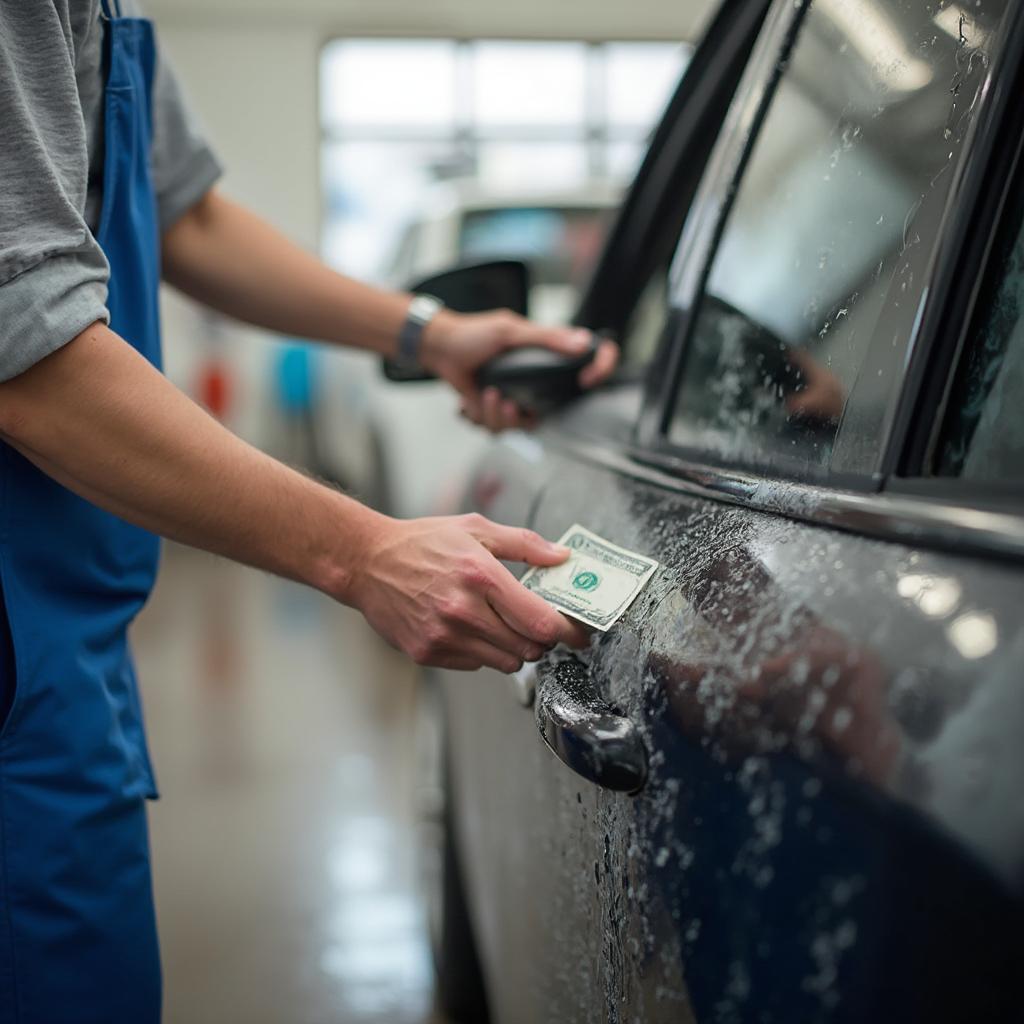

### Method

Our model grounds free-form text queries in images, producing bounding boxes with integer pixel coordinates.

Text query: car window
[936,193,1024,484]
[665,0,1007,477]
[620,269,670,372]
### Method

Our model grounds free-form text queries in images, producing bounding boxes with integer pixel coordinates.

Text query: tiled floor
[132,544,441,1024]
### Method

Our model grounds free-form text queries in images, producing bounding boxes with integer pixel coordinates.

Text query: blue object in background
[274,340,319,415]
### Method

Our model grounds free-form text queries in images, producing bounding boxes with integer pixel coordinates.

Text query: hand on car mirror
[347,512,591,672]
[420,308,619,432]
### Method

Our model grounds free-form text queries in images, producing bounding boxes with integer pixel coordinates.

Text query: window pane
[606,140,646,185]
[476,142,588,191]
[472,42,586,127]
[322,141,456,281]
[668,0,1006,474]
[321,40,456,129]
[605,43,688,129]
[937,199,1024,483]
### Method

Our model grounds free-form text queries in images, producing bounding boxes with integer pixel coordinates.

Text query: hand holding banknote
[520,524,659,631]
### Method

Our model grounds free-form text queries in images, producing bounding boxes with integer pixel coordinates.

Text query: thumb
[502,321,593,357]
[479,523,570,566]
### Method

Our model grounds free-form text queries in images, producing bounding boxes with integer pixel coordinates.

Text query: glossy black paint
[535,655,648,795]
[444,442,1024,1021]
[433,0,1024,1021]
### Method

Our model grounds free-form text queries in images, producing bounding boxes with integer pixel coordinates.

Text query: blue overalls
[0,1,165,1019]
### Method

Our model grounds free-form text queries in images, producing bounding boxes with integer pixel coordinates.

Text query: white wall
[155,21,324,445]
[159,25,322,247]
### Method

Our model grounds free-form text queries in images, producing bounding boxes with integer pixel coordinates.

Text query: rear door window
[664,0,1009,479]
[936,191,1024,484]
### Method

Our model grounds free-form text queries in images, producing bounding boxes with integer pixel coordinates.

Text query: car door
[442,0,1024,1021]
[435,2,774,1018]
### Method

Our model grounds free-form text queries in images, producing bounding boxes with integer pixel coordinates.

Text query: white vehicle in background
[315,180,619,517]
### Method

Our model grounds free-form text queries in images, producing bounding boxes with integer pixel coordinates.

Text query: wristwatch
[396,294,444,367]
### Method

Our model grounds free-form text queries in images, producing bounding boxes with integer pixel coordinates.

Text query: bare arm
[161,189,619,430]
[161,189,413,357]
[0,322,588,670]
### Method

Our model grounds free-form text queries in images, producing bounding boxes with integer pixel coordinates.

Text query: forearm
[161,189,438,357]
[0,321,377,598]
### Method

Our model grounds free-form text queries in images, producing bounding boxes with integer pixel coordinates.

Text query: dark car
[408,0,1024,1020]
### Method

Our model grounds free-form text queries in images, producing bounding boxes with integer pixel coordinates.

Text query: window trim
[640,0,1021,495]
[548,431,1024,564]
[885,1,1024,490]
[634,0,816,460]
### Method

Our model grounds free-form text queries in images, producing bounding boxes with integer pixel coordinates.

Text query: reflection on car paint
[440,0,1024,1018]
[523,461,1022,1021]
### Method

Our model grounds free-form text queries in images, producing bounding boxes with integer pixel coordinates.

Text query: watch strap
[397,294,444,366]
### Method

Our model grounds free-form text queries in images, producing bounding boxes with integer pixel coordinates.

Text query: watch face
[410,294,442,324]
[397,295,443,365]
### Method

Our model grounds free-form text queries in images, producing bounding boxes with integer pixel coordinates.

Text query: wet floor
[132,544,442,1024]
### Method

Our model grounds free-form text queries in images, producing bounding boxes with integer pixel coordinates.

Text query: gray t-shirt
[0,0,222,382]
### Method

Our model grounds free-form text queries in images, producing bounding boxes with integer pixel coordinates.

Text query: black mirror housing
[382,260,530,382]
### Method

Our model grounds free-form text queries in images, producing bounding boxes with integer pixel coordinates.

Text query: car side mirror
[382,259,530,382]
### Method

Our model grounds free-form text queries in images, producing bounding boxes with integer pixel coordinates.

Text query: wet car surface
[425,0,1024,1020]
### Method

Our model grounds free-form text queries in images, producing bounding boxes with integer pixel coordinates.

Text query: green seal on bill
[572,570,600,592]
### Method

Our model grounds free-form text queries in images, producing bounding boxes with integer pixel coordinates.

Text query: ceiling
[145,0,714,42]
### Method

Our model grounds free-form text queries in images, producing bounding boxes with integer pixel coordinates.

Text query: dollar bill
[520,524,659,631]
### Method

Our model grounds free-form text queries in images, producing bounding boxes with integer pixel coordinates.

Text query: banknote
[521,524,659,631]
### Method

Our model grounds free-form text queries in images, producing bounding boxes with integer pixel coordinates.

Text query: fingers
[457,329,613,431]
[461,387,527,433]
[471,519,569,567]
[579,339,620,389]
[501,320,593,357]
[459,390,483,424]
[481,387,517,433]
[467,517,591,648]
[486,563,591,649]
[440,589,548,663]
[456,518,589,648]
[440,638,526,674]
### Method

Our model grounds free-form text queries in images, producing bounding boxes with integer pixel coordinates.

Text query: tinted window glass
[937,197,1024,483]
[620,269,671,372]
[668,0,1005,474]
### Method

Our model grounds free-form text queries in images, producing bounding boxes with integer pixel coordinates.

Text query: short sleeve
[0,4,110,383]
[150,44,224,232]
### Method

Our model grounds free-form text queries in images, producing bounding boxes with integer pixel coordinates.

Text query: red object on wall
[197,360,232,421]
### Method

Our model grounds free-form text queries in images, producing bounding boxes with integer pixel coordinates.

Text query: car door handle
[535,655,647,794]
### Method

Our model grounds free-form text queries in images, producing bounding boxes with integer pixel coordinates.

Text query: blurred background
[135,0,710,1020]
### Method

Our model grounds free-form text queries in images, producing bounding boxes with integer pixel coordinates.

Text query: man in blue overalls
[0,3,615,1020]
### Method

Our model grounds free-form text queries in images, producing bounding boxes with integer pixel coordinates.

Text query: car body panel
[445,411,1024,1021]
[437,0,1024,1018]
